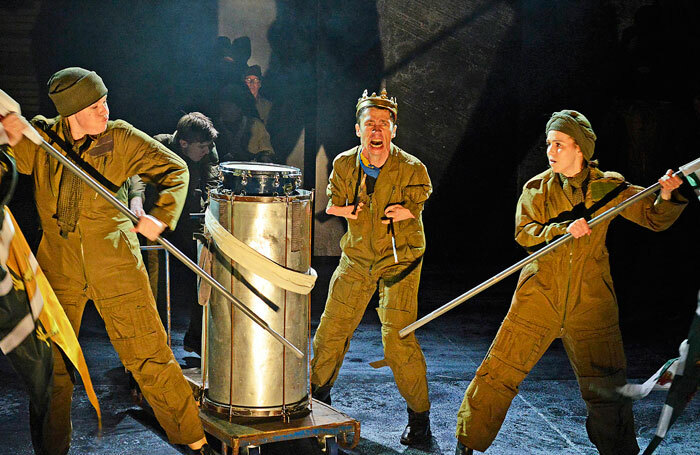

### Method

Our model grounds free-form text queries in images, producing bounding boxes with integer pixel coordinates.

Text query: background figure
[132,112,219,355]
[216,84,274,163]
[244,65,272,126]
[230,36,252,85]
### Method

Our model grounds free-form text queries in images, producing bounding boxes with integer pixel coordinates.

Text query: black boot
[455,441,474,454]
[311,383,332,405]
[400,407,431,448]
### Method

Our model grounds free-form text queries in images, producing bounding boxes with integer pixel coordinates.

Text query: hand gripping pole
[0,89,304,358]
[399,160,700,338]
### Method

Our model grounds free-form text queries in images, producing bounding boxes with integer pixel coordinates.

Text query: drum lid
[219,161,301,177]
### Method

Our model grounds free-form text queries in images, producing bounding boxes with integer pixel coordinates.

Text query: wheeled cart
[183,369,360,455]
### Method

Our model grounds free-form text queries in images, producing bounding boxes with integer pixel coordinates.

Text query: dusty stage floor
[0,260,698,455]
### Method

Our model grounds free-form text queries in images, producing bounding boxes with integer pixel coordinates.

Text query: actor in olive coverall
[455,110,686,454]
[7,68,211,454]
[311,89,433,447]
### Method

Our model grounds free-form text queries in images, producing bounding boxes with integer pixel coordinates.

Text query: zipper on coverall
[368,192,376,274]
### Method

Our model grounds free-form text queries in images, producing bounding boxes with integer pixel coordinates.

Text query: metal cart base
[182,369,361,455]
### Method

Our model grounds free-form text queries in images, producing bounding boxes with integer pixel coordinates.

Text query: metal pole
[399,164,698,339]
[140,244,171,347]
[31,137,304,358]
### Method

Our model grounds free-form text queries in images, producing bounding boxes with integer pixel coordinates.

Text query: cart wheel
[321,435,338,455]
[243,445,260,455]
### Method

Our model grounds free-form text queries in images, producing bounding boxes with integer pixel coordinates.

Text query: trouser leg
[310,260,374,388]
[376,260,430,413]
[455,313,554,452]
[97,288,204,445]
[564,325,638,455]
[44,293,87,455]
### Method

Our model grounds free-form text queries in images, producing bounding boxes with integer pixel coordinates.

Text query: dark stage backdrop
[1,0,699,340]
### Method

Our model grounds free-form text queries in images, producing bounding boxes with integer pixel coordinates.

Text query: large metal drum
[203,174,313,419]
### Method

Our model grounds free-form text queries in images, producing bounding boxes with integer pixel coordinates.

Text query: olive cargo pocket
[490,316,548,371]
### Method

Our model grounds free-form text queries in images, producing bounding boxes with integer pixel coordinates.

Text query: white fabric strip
[29,281,44,321]
[204,208,316,295]
[616,340,688,400]
[656,404,673,438]
[0,210,16,266]
[0,267,12,295]
[0,313,34,354]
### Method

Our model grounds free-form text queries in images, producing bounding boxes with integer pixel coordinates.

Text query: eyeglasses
[244,77,261,84]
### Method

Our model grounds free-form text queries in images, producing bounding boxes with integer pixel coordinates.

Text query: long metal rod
[34,139,304,358]
[399,168,690,338]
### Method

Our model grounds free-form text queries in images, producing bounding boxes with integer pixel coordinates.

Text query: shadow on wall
[431,0,621,267]
[265,0,384,181]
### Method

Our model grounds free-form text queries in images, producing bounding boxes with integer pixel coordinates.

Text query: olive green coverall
[10,117,204,454]
[456,166,687,454]
[311,144,432,413]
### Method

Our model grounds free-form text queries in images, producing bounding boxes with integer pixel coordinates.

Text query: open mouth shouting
[369,139,384,150]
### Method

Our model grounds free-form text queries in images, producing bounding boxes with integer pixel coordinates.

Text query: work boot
[191,443,214,454]
[311,383,332,405]
[455,441,474,454]
[400,407,431,448]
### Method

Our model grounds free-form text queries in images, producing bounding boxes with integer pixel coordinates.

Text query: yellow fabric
[4,209,101,424]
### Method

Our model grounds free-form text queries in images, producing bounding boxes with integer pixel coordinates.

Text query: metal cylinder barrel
[203,187,313,418]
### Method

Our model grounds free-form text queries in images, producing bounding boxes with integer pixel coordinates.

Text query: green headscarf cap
[545,110,597,161]
[48,67,108,117]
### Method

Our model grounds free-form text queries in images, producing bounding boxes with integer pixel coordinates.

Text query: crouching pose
[455,110,686,454]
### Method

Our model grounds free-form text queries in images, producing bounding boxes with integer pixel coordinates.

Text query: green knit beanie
[545,110,597,161]
[47,67,108,117]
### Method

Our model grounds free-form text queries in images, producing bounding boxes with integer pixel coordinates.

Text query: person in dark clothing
[131,112,219,355]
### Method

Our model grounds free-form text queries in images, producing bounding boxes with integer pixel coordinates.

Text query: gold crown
[356,88,398,120]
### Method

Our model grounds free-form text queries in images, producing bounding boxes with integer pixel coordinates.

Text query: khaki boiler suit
[10,116,204,453]
[311,144,432,413]
[456,166,687,454]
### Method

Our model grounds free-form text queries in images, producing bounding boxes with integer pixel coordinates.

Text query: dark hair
[176,112,218,143]
[356,106,396,124]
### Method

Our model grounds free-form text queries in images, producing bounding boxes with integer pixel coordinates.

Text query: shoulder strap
[582,181,629,221]
[39,123,121,193]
